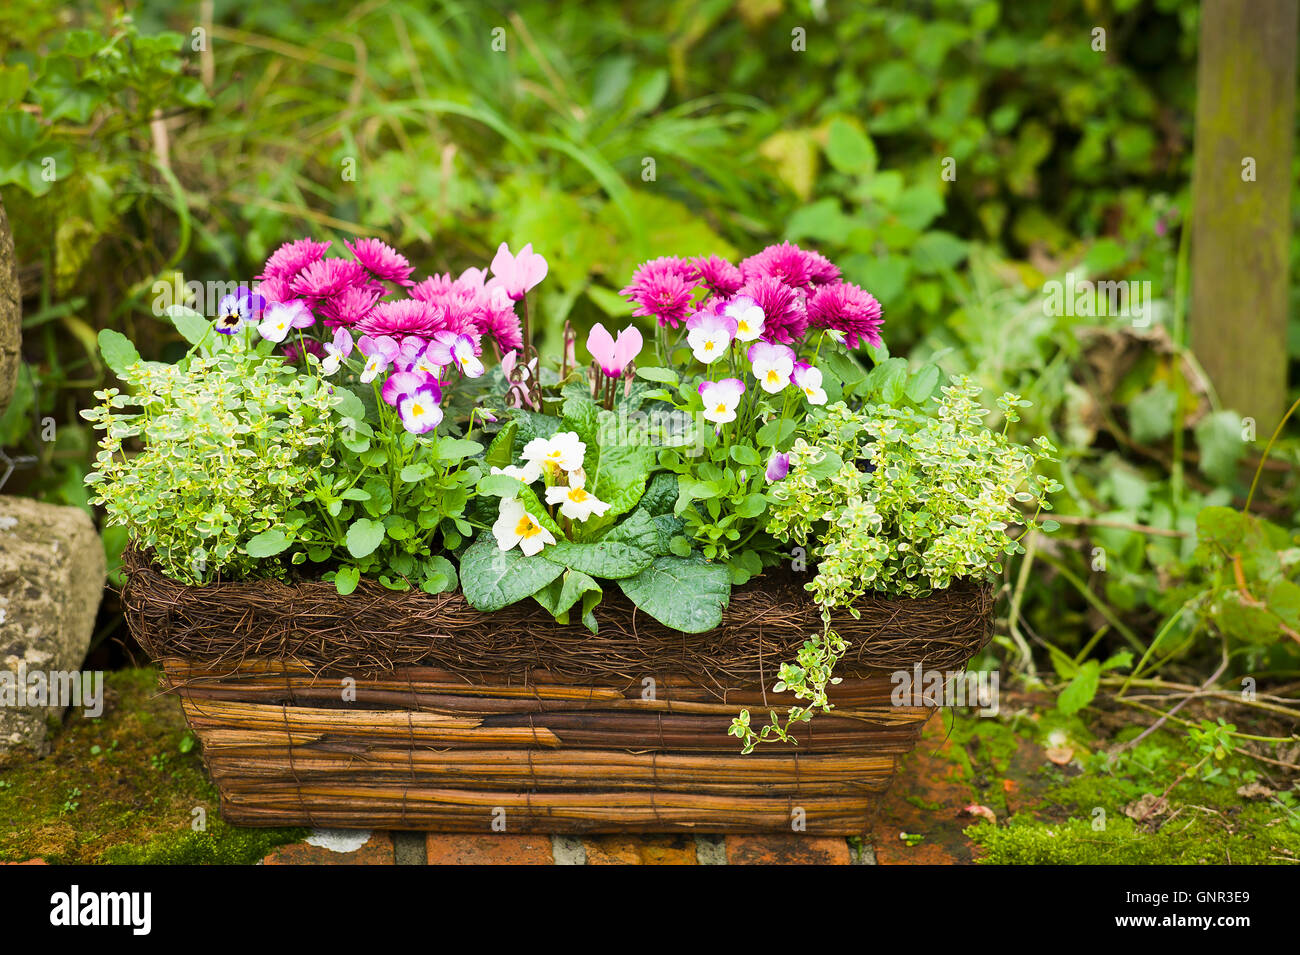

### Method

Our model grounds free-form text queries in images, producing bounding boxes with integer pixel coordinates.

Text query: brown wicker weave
[123,552,995,833]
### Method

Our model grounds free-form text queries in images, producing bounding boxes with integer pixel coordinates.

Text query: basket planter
[123,550,993,834]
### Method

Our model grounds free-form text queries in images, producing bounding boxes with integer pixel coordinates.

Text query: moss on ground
[0,668,304,864]
[941,710,1300,865]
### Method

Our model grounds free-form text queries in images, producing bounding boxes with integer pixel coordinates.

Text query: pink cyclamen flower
[685,304,737,365]
[355,299,441,338]
[426,330,485,378]
[586,322,643,377]
[698,378,747,425]
[398,386,443,434]
[689,255,744,296]
[619,257,696,329]
[490,242,549,300]
[289,257,369,301]
[792,361,827,404]
[346,238,415,287]
[258,238,331,281]
[740,242,840,289]
[740,276,807,345]
[765,450,791,484]
[257,300,315,343]
[358,335,399,383]
[748,340,796,394]
[321,327,354,376]
[806,282,883,349]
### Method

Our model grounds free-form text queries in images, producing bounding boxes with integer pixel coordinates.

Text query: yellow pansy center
[703,339,716,352]
[715,402,728,414]
[737,319,751,333]
[765,369,781,384]
[411,402,425,417]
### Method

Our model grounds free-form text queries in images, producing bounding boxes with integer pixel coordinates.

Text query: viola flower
[723,295,765,342]
[358,335,399,383]
[346,238,415,287]
[765,450,791,484]
[545,478,611,522]
[355,299,441,338]
[426,330,485,378]
[740,276,807,345]
[491,462,543,484]
[521,431,586,475]
[289,257,369,301]
[321,327,354,376]
[257,300,315,343]
[619,257,696,329]
[258,238,331,281]
[690,255,744,296]
[740,242,839,289]
[686,304,737,365]
[698,378,746,425]
[398,386,443,434]
[806,282,884,349]
[493,497,557,557]
[489,242,549,301]
[748,340,796,394]
[216,288,266,333]
[586,323,643,377]
[792,361,827,405]
[381,370,430,407]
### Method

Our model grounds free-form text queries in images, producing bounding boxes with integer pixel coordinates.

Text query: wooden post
[1191,0,1298,434]
[0,196,19,415]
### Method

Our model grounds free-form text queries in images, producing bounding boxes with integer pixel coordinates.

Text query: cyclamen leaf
[617,555,731,633]
[460,531,565,612]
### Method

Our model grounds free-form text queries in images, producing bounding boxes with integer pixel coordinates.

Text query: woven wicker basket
[123,552,994,834]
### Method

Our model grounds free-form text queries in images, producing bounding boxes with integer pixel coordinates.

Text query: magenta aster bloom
[620,256,696,329]
[740,276,807,345]
[283,337,325,364]
[479,295,523,352]
[355,299,441,338]
[290,257,369,301]
[689,255,743,296]
[806,282,883,349]
[319,285,381,328]
[346,238,415,287]
[410,273,457,303]
[254,276,292,305]
[258,238,331,281]
[740,242,840,289]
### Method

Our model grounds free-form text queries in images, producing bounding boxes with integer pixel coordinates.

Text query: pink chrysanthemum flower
[258,238,331,282]
[479,297,522,352]
[254,276,292,305]
[806,282,884,349]
[740,276,808,345]
[355,299,442,338]
[290,257,370,301]
[283,337,326,364]
[410,273,457,303]
[619,256,696,329]
[740,242,840,290]
[346,238,415,287]
[689,255,743,296]
[320,285,382,328]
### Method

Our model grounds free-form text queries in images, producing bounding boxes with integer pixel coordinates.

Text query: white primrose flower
[491,462,542,484]
[544,474,611,522]
[493,497,556,557]
[521,431,586,474]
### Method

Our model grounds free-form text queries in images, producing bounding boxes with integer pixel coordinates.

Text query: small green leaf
[98,329,141,379]
[346,518,387,558]
[334,565,361,596]
[245,529,291,558]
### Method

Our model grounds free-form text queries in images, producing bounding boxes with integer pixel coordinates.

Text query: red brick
[263,831,394,865]
[725,835,850,865]
[425,833,553,865]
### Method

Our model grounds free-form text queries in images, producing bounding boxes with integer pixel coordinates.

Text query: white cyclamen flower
[493,497,556,556]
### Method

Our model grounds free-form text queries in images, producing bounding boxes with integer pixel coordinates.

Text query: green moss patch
[0,668,304,864]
